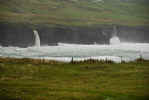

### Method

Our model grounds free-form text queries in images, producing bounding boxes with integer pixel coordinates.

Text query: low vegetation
[0,57,149,100]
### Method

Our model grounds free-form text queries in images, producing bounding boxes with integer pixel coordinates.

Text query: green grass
[0,0,149,26]
[0,57,149,100]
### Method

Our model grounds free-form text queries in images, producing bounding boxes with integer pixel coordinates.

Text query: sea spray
[110,26,120,45]
[33,30,40,47]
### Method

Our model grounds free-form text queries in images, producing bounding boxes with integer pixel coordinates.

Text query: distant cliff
[0,0,149,47]
[0,23,149,47]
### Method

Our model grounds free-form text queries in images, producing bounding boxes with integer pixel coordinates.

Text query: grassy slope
[0,0,149,26]
[0,58,149,100]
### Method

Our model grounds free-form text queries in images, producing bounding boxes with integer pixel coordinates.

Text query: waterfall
[110,26,120,45]
[33,30,40,47]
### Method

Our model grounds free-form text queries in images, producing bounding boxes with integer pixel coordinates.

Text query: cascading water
[110,26,120,45]
[33,30,40,47]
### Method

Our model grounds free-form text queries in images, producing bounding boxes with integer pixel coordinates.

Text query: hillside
[0,0,149,26]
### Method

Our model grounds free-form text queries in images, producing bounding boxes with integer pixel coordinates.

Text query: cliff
[0,23,149,47]
[0,0,149,47]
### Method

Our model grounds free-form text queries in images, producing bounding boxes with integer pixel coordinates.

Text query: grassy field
[0,0,149,26]
[0,58,149,100]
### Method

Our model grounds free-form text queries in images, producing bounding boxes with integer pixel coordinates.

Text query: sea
[0,42,149,63]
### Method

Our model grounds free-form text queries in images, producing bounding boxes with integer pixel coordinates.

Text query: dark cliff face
[117,26,149,43]
[0,23,149,47]
[38,25,111,45]
[0,23,34,47]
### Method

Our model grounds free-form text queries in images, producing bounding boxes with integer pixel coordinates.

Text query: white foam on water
[0,42,149,63]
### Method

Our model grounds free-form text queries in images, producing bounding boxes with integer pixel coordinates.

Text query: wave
[57,42,91,46]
